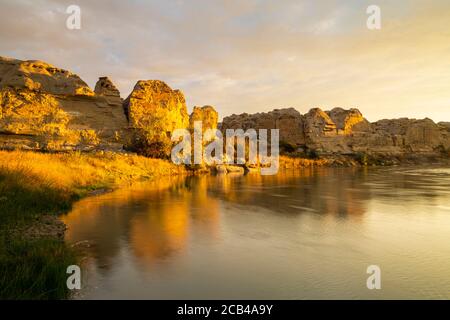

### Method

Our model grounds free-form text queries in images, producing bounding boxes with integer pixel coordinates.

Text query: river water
[61,166,450,299]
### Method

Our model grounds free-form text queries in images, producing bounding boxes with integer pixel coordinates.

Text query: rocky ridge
[0,56,448,163]
[221,107,449,159]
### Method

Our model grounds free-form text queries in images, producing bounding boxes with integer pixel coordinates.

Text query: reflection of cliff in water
[62,167,450,277]
[205,168,370,220]
[61,176,221,272]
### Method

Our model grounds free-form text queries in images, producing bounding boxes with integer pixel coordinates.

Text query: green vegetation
[0,238,76,300]
[0,150,185,299]
[0,166,77,299]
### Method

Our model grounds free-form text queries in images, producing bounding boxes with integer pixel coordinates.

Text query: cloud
[0,0,449,121]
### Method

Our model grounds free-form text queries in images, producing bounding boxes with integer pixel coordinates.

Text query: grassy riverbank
[0,150,185,299]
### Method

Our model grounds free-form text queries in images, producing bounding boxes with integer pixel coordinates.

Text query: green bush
[0,238,76,300]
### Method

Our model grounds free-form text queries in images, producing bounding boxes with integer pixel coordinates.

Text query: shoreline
[0,148,448,299]
[0,149,185,299]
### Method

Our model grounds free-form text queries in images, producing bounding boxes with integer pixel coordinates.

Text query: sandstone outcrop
[303,108,337,138]
[221,106,449,157]
[326,107,370,134]
[189,105,218,131]
[0,56,127,151]
[221,108,305,146]
[0,56,93,96]
[0,55,448,162]
[124,80,189,131]
[94,77,122,105]
[123,80,189,157]
[364,118,448,154]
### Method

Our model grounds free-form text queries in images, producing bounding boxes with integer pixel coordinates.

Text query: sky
[0,0,449,122]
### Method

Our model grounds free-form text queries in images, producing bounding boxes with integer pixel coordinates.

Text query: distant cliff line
[0,56,449,163]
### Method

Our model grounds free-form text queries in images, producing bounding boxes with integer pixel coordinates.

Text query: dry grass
[0,150,185,299]
[0,150,185,195]
[279,155,332,168]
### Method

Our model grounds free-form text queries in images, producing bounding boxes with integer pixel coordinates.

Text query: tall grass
[0,150,185,299]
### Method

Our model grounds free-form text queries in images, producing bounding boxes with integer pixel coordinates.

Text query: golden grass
[0,150,186,195]
[279,155,332,168]
[0,150,186,299]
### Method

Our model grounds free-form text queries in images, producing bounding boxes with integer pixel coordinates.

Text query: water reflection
[62,177,221,270]
[61,166,450,299]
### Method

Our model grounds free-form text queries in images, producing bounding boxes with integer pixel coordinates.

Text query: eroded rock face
[124,80,189,131]
[0,87,100,150]
[0,87,65,135]
[302,107,372,153]
[438,122,450,131]
[221,108,305,146]
[94,77,122,105]
[0,55,448,160]
[365,118,446,153]
[221,106,449,156]
[326,107,370,134]
[123,80,189,157]
[0,56,93,96]
[0,57,127,151]
[190,105,218,131]
[303,108,337,139]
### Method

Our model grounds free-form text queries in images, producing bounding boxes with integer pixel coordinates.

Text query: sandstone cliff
[0,55,448,163]
[220,108,305,146]
[0,56,126,151]
[221,107,449,158]
[0,57,93,96]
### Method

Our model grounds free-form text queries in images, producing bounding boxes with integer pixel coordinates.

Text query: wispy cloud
[0,0,449,121]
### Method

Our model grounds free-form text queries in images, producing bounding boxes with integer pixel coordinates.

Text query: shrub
[279,141,297,154]
[306,148,319,159]
[126,129,173,159]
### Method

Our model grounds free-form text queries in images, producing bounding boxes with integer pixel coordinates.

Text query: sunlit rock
[94,76,122,106]
[0,56,127,151]
[0,56,93,96]
[190,105,218,131]
[123,80,189,157]
[221,107,305,147]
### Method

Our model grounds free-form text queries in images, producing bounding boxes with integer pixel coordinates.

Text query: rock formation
[365,118,448,154]
[0,55,448,162]
[0,56,127,151]
[221,108,305,146]
[303,108,337,138]
[439,122,450,131]
[94,77,122,105]
[123,80,189,157]
[189,105,218,131]
[326,107,370,134]
[0,56,93,96]
[222,106,449,157]
[124,80,189,132]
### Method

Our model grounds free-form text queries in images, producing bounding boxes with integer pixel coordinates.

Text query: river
[61,166,450,299]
